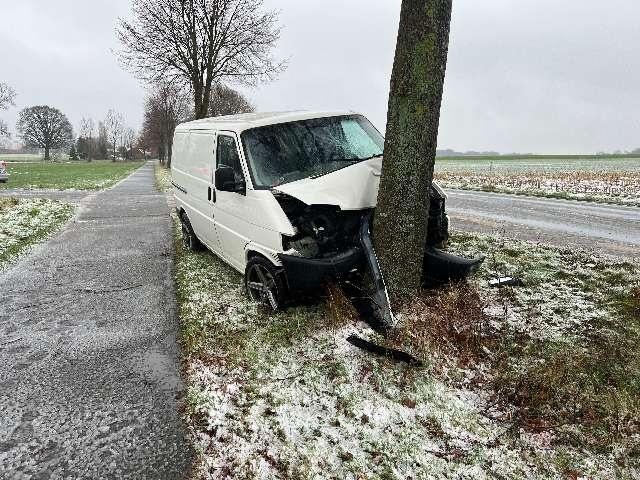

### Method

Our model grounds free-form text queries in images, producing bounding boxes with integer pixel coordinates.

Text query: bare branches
[117,0,285,118]
[0,83,17,138]
[104,109,124,161]
[208,83,253,117]
[16,106,74,161]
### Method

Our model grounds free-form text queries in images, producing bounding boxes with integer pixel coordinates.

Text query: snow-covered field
[435,157,640,206]
[0,197,74,267]
[175,222,640,479]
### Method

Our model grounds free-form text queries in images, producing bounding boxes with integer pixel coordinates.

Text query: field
[435,155,640,205]
[0,197,74,268]
[0,160,144,190]
[0,153,43,163]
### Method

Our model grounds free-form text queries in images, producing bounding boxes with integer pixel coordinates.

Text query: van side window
[217,135,244,182]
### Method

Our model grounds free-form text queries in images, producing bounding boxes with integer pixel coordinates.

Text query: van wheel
[180,213,203,251]
[245,257,285,311]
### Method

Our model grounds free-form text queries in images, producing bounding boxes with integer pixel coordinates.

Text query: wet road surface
[447,190,640,260]
[0,163,192,479]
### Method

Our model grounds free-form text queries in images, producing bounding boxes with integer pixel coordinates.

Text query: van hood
[272,157,382,210]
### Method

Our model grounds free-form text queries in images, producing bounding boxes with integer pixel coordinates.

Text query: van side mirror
[215,166,246,194]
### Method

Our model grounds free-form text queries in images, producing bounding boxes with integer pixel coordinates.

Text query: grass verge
[0,197,75,268]
[0,160,144,190]
[175,219,640,479]
[155,163,172,192]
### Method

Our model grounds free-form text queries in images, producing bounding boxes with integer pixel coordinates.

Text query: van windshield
[240,115,384,189]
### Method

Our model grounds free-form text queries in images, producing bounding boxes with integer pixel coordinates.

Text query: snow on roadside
[176,225,637,479]
[0,198,74,267]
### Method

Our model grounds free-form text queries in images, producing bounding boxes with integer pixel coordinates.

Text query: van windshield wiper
[332,153,383,163]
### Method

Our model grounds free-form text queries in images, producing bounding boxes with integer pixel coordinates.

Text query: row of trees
[75,111,139,162]
[140,82,254,167]
[0,86,139,162]
[1,79,253,164]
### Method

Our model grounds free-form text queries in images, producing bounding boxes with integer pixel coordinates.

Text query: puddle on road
[136,347,182,392]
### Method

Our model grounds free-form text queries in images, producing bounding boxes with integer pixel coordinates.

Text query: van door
[213,132,251,270]
[186,131,222,254]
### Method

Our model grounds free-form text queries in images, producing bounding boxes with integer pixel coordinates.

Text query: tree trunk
[373,0,453,302]
[193,81,208,120]
[166,138,173,169]
[44,146,50,162]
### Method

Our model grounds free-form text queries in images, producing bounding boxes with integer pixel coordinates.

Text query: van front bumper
[279,248,363,292]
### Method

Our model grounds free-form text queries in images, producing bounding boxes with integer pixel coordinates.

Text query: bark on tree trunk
[373,0,453,302]
[166,139,173,169]
[194,80,212,120]
[44,146,50,162]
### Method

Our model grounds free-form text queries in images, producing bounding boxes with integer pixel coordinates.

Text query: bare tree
[80,117,95,161]
[0,83,17,138]
[97,122,109,159]
[208,83,254,117]
[373,0,453,301]
[122,127,136,160]
[142,82,191,167]
[104,109,124,161]
[16,106,74,161]
[117,0,285,119]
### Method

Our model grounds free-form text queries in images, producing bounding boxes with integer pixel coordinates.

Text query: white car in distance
[171,111,449,310]
[0,161,8,183]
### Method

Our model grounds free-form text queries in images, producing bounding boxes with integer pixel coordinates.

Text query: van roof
[174,110,359,133]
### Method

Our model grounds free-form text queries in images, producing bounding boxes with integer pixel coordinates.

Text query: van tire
[180,213,203,251]
[245,257,286,311]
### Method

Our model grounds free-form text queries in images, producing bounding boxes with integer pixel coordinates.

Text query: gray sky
[1,0,638,154]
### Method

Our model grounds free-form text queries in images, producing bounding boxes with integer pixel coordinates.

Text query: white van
[171,111,449,310]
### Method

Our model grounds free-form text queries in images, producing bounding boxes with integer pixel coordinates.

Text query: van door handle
[208,186,216,203]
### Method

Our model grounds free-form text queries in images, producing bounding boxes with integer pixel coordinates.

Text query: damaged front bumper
[279,247,363,292]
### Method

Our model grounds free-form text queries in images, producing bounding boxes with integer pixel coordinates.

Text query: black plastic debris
[422,247,485,285]
[489,276,524,288]
[346,335,423,367]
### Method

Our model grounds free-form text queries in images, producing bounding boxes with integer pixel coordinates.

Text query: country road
[446,189,640,260]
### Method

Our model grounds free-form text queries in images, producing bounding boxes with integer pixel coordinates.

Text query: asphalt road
[0,163,192,479]
[446,189,640,260]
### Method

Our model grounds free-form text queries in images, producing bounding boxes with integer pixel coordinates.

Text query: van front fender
[244,243,283,268]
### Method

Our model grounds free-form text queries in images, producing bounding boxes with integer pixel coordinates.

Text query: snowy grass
[0,197,74,268]
[435,156,640,206]
[174,222,640,479]
[0,160,143,190]
[409,234,640,455]
[155,163,172,192]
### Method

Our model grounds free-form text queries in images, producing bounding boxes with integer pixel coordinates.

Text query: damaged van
[172,111,451,310]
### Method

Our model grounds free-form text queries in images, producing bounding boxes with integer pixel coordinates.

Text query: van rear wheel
[180,213,203,251]
[245,257,285,311]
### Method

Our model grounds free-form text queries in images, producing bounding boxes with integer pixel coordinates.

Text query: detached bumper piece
[279,248,363,292]
[422,247,485,285]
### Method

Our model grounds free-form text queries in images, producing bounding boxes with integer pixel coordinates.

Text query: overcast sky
[1,0,638,154]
